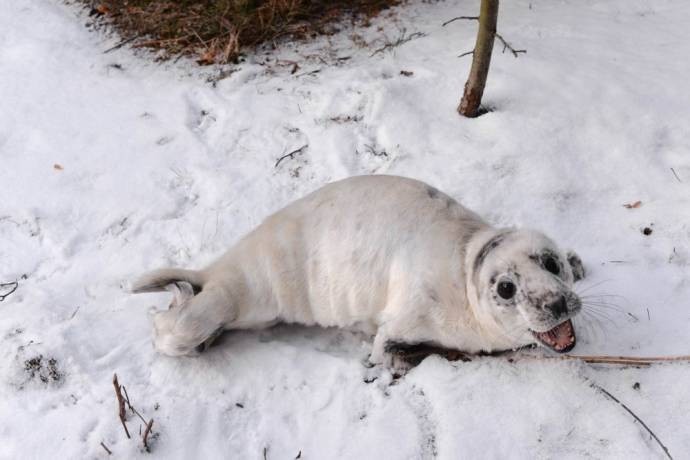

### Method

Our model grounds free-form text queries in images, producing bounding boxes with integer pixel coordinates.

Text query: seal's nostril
[547,296,568,317]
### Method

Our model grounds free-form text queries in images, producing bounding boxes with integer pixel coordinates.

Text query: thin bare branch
[100,442,113,455]
[670,167,682,182]
[142,419,155,452]
[113,374,131,439]
[104,35,139,54]
[370,30,426,57]
[389,342,690,367]
[591,382,673,460]
[275,144,308,168]
[565,354,690,365]
[495,33,526,57]
[458,49,474,58]
[0,281,18,302]
[442,16,479,27]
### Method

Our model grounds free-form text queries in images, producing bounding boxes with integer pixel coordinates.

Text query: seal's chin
[531,319,576,353]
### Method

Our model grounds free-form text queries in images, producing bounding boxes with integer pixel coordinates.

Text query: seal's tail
[131,268,205,293]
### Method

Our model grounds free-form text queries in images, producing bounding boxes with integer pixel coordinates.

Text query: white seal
[133,175,584,362]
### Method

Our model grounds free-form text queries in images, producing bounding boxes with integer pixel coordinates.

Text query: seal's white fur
[133,175,582,361]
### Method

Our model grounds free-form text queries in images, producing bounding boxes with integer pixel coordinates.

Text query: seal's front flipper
[566,251,586,282]
[195,326,225,353]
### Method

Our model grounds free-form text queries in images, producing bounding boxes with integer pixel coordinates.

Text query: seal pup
[132,175,585,363]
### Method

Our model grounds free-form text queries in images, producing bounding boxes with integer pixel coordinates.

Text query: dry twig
[142,419,155,452]
[104,35,139,53]
[275,144,308,168]
[370,29,426,57]
[0,281,18,302]
[441,16,479,27]
[670,167,682,182]
[495,33,526,57]
[591,382,673,460]
[445,16,525,58]
[391,343,690,367]
[564,355,690,365]
[120,383,157,451]
[100,442,113,455]
[113,374,131,439]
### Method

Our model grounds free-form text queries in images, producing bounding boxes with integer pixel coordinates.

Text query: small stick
[442,16,479,27]
[293,69,321,78]
[0,281,19,301]
[670,167,682,182]
[142,419,154,452]
[275,144,308,168]
[104,36,139,54]
[528,354,690,365]
[370,31,426,57]
[495,33,526,57]
[122,384,152,427]
[591,382,673,460]
[113,374,131,439]
[100,442,113,455]
[393,343,690,366]
[458,50,475,58]
[445,16,526,58]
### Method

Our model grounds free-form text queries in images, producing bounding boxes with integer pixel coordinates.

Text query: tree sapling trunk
[458,0,499,117]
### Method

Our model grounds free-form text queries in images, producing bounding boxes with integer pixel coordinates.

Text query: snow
[1,0,689,458]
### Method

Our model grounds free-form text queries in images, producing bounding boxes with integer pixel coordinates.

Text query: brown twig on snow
[122,385,148,424]
[113,374,131,439]
[0,281,19,302]
[670,167,682,182]
[121,384,157,451]
[370,29,426,57]
[458,50,474,58]
[441,16,479,27]
[293,69,321,78]
[591,382,673,460]
[69,306,80,320]
[390,343,690,367]
[100,442,113,455]
[103,35,139,54]
[541,354,690,366]
[142,418,155,452]
[275,144,308,168]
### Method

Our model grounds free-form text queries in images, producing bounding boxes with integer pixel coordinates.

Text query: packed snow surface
[1,0,690,458]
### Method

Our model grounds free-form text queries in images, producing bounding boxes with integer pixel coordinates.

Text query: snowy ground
[1,0,690,458]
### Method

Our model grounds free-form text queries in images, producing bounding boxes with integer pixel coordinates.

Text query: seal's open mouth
[531,319,576,353]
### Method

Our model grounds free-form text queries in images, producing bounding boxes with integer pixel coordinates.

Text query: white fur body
[133,175,582,360]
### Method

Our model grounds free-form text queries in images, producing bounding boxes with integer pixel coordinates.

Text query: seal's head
[469,229,583,353]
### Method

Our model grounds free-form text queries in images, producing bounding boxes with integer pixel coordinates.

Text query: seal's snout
[546,295,568,317]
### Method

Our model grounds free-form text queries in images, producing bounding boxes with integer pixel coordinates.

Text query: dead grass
[81,0,401,64]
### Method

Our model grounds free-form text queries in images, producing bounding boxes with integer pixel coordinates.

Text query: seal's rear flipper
[131,268,204,294]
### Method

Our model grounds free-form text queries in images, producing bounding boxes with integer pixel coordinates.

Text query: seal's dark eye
[497,281,516,300]
[543,256,560,275]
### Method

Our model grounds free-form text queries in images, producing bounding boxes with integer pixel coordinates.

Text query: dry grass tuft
[81,0,401,64]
